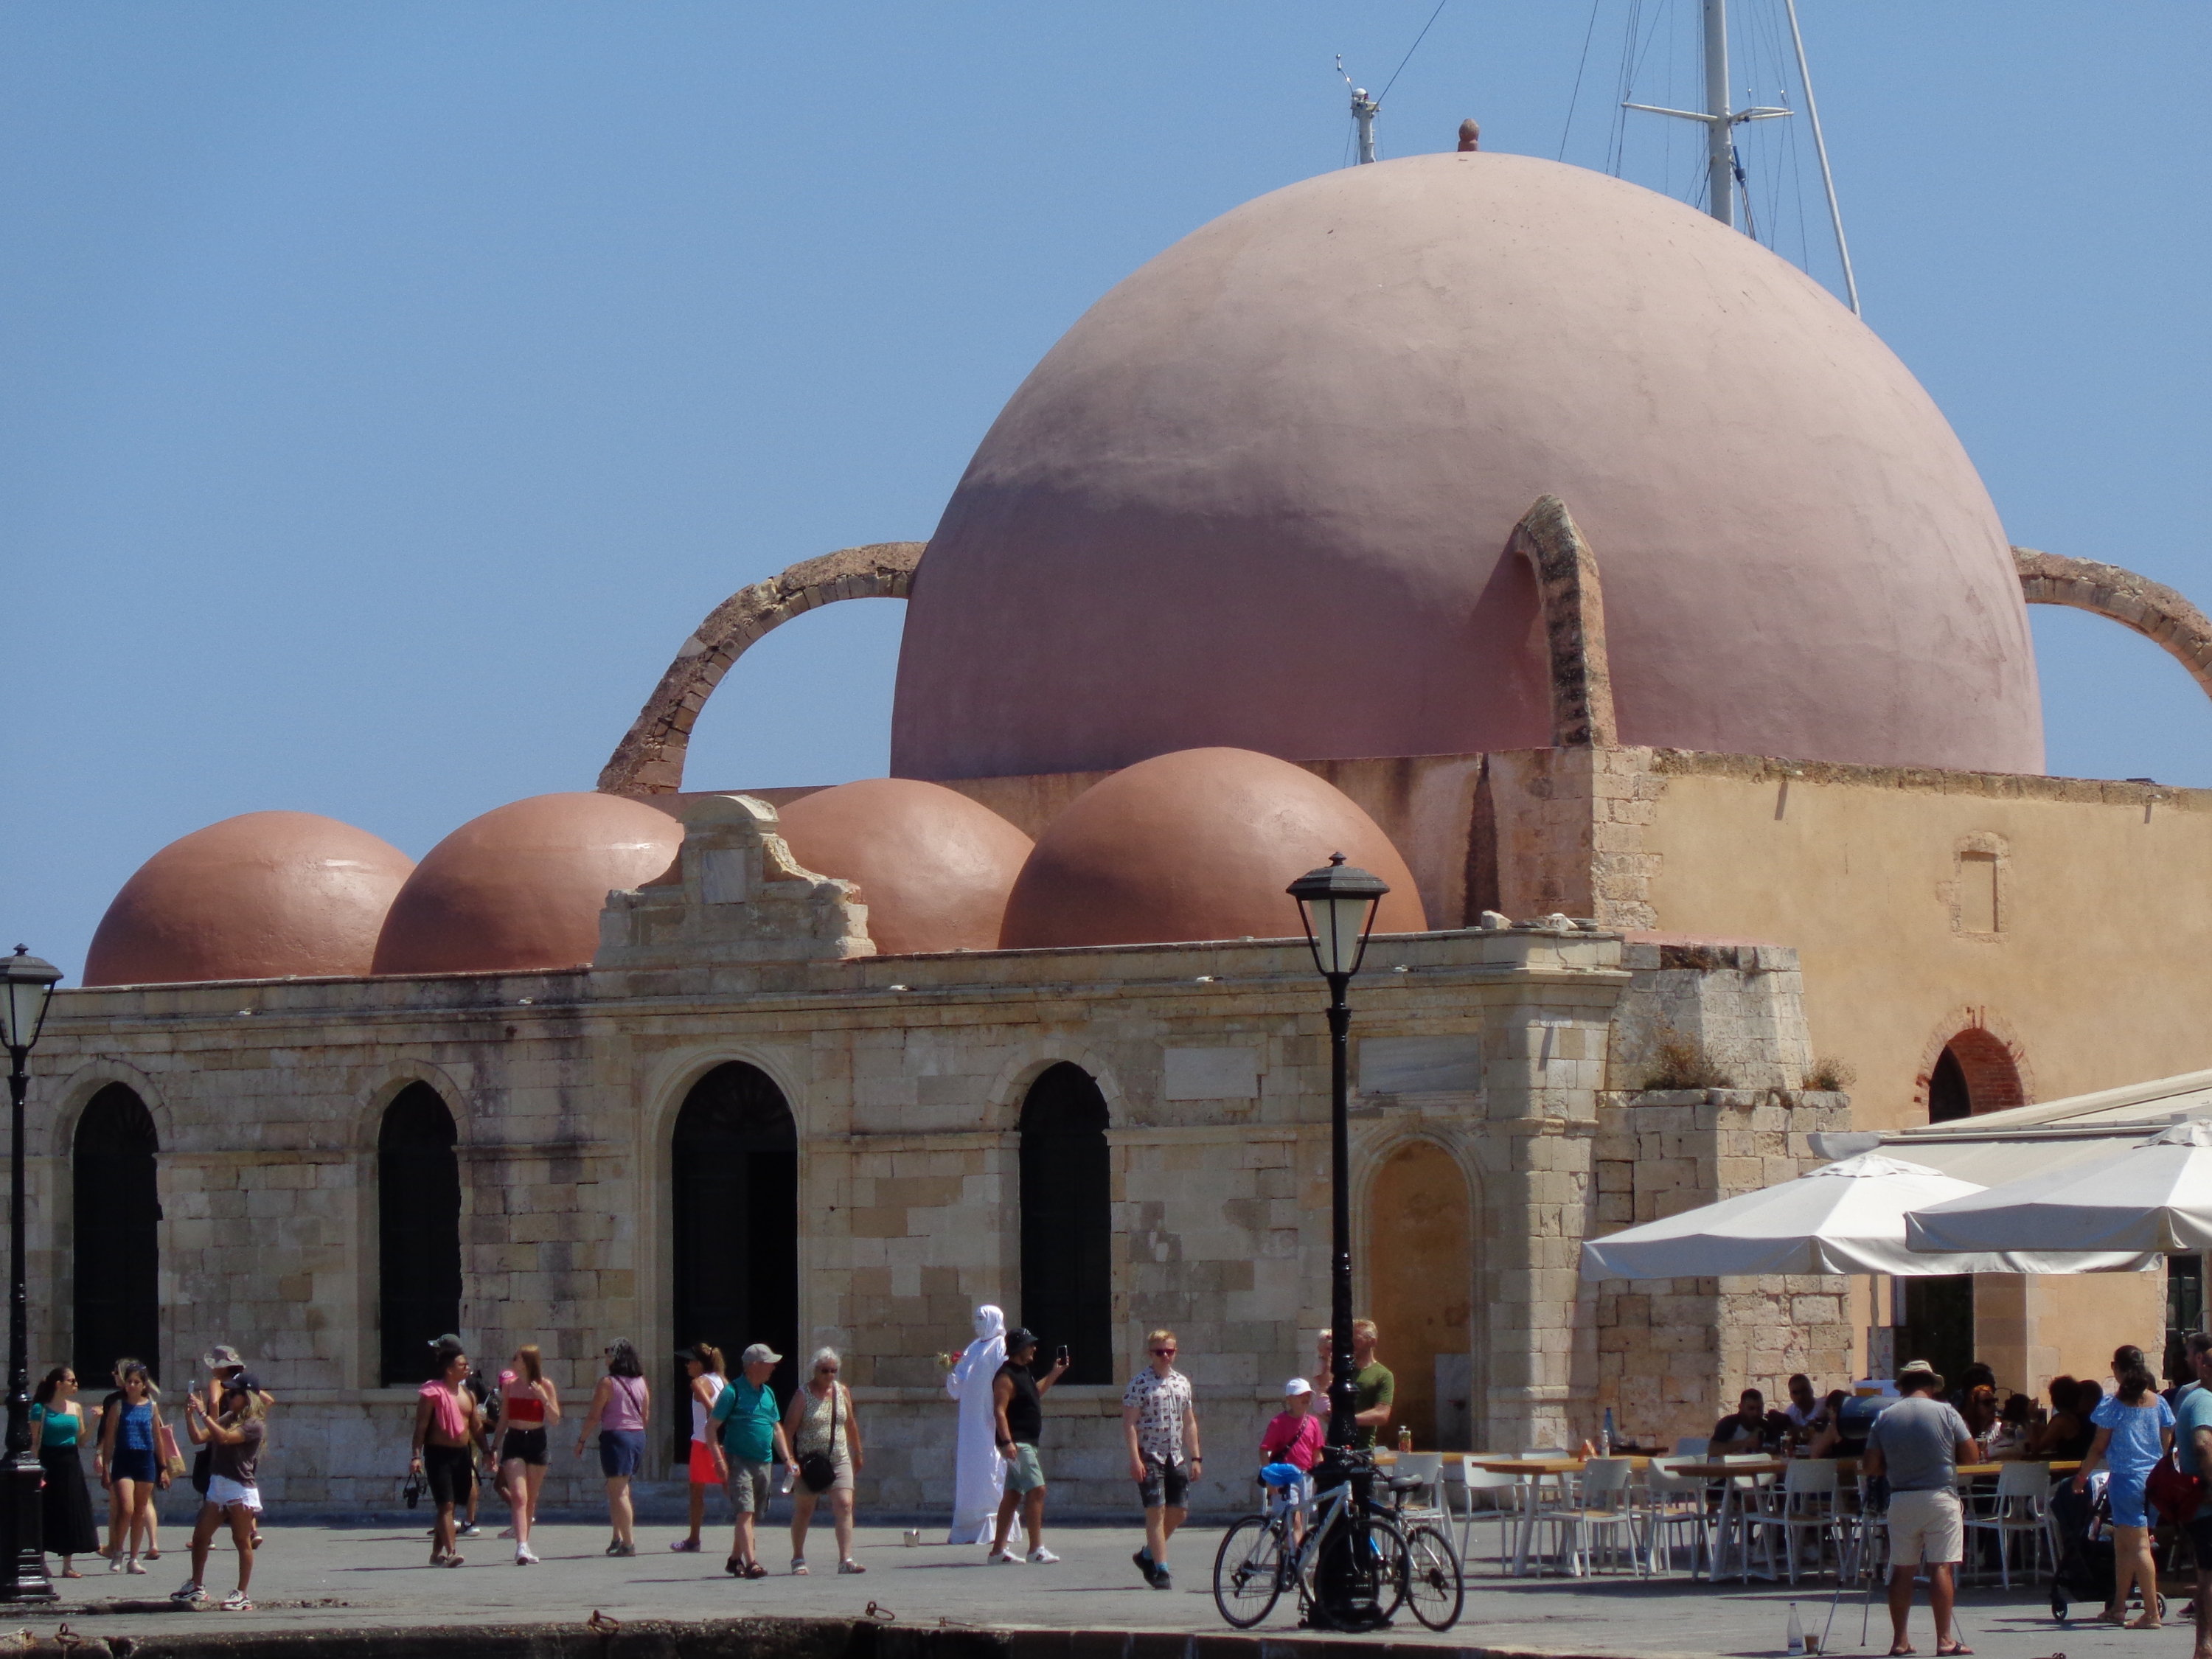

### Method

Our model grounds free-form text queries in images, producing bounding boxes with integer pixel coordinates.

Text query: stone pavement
[0,1518,2148,1659]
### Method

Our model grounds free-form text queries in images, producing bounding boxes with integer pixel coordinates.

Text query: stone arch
[599,542,925,797]
[1355,1130,1482,1450]
[1917,1009,2032,1122]
[2014,546,2212,703]
[983,1041,1128,1135]
[376,1083,462,1385]
[74,1084,161,1384]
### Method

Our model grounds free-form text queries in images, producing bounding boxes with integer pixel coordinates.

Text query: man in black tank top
[987,1329,1069,1564]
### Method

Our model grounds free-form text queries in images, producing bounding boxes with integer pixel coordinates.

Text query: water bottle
[1602,1407,1617,1453]
[1786,1603,1805,1655]
[1397,1424,1413,1453]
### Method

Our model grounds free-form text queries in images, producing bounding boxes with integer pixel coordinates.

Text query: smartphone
[1056,1346,1069,1365]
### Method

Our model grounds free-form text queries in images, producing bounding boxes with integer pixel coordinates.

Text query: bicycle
[1212,1452,1463,1631]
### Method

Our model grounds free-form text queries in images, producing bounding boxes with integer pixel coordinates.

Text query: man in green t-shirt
[710,1343,794,1579]
[1315,1320,1397,1449]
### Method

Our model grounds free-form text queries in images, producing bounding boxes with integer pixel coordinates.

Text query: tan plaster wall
[1639,761,2212,1126]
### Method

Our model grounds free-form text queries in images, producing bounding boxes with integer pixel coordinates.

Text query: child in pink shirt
[1259,1377,1324,1534]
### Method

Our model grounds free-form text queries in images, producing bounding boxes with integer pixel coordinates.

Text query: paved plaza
[0,1517,2152,1658]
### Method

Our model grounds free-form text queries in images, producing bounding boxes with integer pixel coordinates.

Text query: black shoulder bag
[798,1385,841,1494]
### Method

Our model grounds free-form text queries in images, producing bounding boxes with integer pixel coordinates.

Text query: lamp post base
[0,1453,55,1602]
[1307,1447,1390,1632]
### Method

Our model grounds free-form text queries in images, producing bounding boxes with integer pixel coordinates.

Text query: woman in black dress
[31,1366,102,1576]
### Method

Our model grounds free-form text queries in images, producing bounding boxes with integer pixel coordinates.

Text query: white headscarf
[945,1303,1008,1543]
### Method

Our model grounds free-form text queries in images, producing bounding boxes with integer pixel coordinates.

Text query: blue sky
[3,1,2207,979]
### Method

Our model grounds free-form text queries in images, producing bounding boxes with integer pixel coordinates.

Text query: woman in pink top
[573,1339,650,1557]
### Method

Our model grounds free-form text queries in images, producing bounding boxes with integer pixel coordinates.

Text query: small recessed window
[1959,852,1999,933]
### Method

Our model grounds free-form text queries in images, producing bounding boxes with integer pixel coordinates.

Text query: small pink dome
[998,748,1427,949]
[372,793,681,975]
[85,811,414,987]
[776,779,1033,954]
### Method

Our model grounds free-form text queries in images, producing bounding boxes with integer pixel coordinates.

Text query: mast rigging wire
[1377,0,1452,104]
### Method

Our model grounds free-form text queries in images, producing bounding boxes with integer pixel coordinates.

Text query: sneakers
[170,1579,206,1605]
[498,1526,518,1539]
[838,1559,866,1574]
[1027,1546,1061,1564]
[442,1553,465,1568]
[515,1544,538,1565]
[125,1555,147,1575]
[986,1545,1017,1565]
[670,1538,700,1553]
[610,1542,635,1558]
[1133,1548,1156,1585]
[1152,1566,1173,1591]
[790,1556,809,1576]
[219,1590,254,1613]
[458,1522,481,1538]
[108,1555,125,1574]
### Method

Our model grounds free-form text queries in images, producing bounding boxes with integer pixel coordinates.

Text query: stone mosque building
[31,152,2212,1514]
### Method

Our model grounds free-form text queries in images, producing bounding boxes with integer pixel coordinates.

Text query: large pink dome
[891,153,2042,779]
[85,812,414,986]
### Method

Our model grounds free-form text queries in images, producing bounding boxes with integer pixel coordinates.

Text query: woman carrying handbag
[783,1348,864,1575]
[97,1362,170,1573]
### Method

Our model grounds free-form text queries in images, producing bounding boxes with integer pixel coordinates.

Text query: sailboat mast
[1703,0,1733,227]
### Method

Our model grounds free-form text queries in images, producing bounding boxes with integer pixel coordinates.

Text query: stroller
[2048,1475,2166,1623]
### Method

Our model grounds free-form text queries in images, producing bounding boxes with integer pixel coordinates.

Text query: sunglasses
[1151,1347,1177,1356]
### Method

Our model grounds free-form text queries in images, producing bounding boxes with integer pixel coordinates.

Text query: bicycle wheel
[1212,1514,1287,1628]
[1400,1523,1464,1631]
[1367,1514,1412,1618]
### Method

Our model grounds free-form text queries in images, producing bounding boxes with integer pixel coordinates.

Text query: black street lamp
[1286,854,1389,1630]
[0,947,61,1603]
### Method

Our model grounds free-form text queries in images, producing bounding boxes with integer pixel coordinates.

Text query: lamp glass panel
[1315,895,1373,975]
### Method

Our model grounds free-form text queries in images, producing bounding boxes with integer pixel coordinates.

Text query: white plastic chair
[1551,1457,1643,1576]
[1713,1453,1779,1579]
[1744,1458,1841,1583]
[1639,1455,1715,1576]
[1450,1461,1519,1569]
[1673,1436,1710,1458]
[1388,1451,1447,1525]
[1961,1461,2054,1587]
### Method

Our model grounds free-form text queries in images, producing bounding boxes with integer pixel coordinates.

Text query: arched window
[1018,1064,1113,1385]
[1927,1028,2025,1123]
[74,1085,159,1384]
[378,1085,461,1385]
[672,1063,799,1438]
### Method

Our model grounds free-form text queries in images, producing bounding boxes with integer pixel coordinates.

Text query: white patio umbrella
[1907,1117,2212,1256]
[1579,1152,2152,1281]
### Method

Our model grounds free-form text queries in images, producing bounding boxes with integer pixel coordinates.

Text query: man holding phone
[986,1329,1068,1564]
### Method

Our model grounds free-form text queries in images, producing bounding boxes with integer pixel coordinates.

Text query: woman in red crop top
[495,1346,560,1565]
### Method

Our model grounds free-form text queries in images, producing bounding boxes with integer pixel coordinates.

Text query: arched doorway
[1926,1027,2025,1123]
[74,1085,159,1384]
[671,1063,799,1442]
[378,1084,462,1384]
[1018,1063,1113,1384]
[1366,1141,1474,1450]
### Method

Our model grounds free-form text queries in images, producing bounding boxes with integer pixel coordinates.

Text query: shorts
[688,1439,723,1484]
[597,1428,645,1479]
[727,1460,771,1514]
[2185,1512,2212,1564]
[796,1454,855,1494]
[1007,1443,1046,1495]
[205,1474,262,1512]
[1887,1487,1964,1567]
[110,1446,158,1485]
[2109,1472,2152,1530]
[422,1442,475,1506]
[1137,1455,1189,1510]
[500,1427,549,1467]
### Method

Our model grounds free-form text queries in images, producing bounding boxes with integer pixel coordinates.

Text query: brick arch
[598,541,924,797]
[2014,546,2212,703]
[1915,1010,2032,1121]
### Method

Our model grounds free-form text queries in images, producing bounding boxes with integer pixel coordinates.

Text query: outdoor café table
[1466,1457,1653,1576]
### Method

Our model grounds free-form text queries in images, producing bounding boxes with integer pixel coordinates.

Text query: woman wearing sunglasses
[783,1348,865,1575]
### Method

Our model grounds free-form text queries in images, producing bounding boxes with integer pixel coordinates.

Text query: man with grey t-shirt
[1863,1363,1980,1658]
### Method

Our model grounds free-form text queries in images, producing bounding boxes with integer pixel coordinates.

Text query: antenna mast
[1623,0,1788,229]
[1337,58,1379,164]
[1782,0,1861,314]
